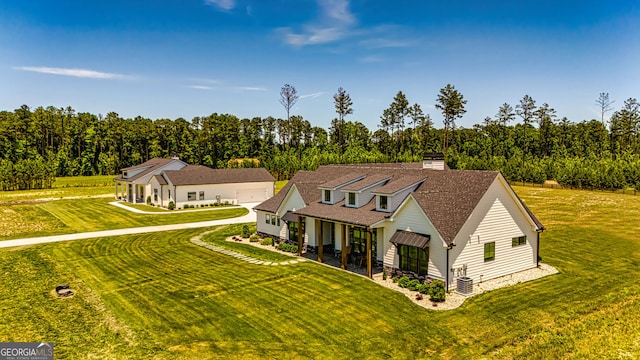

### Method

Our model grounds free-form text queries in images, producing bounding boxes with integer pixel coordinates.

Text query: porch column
[340,224,346,269]
[132,184,137,203]
[366,229,372,278]
[318,220,324,263]
[297,215,303,257]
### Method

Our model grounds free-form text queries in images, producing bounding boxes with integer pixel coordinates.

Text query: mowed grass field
[0,187,639,358]
[0,197,247,240]
[0,175,115,202]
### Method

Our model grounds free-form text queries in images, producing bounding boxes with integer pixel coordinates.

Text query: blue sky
[1,0,638,129]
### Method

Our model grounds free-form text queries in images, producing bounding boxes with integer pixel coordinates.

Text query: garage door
[236,188,266,203]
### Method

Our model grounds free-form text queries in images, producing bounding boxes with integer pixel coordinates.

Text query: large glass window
[187,192,196,201]
[484,242,495,262]
[379,195,388,210]
[324,190,331,203]
[276,216,281,227]
[347,192,356,206]
[398,245,428,275]
[199,191,205,200]
[271,214,276,225]
[288,221,303,241]
[512,236,526,247]
[265,214,271,224]
[349,227,376,255]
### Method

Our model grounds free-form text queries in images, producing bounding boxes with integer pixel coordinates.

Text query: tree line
[1,86,639,191]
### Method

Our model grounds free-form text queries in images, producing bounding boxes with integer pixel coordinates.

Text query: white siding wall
[382,197,447,280]
[449,177,538,285]
[358,188,376,207]
[147,177,164,206]
[173,182,273,208]
[256,211,286,239]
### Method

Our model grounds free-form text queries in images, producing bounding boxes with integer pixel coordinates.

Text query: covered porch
[282,212,382,278]
[114,181,146,204]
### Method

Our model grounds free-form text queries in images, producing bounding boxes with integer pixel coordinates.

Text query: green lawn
[0,197,247,240]
[0,175,114,202]
[0,187,639,358]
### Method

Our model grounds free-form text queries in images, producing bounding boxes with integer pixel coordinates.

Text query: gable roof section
[163,166,275,186]
[152,174,167,185]
[410,170,499,244]
[115,158,184,182]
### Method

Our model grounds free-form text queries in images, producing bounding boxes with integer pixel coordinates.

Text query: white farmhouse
[254,155,544,291]
[115,158,274,208]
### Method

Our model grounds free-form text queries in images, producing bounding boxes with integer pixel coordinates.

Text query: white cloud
[360,55,385,63]
[205,0,235,11]
[187,85,213,90]
[279,26,348,46]
[279,0,355,46]
[15,66,127,79]
[299,91,324,99]
[359,38,417,49]
[235,86,267,91]
[319,0,355,24]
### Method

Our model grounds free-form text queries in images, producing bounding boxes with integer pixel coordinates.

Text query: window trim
[484,242,495,262]
[187,192,196,201]
[512,235,527,247]
[199,191,205,201]
[379,195,388,210]
[265,214,271,224]
[347,192,356,206]
[323,189,331,203]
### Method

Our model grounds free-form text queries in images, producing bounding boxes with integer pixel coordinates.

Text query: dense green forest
[1,86,639,191]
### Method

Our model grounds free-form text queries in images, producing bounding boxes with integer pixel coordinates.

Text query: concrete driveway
[0,202,259,249]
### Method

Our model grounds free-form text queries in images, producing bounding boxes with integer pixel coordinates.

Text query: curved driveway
[0,202,259,249]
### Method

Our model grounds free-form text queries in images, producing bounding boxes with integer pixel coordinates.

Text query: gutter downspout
[445,244,452,293]
[536,230,542,267]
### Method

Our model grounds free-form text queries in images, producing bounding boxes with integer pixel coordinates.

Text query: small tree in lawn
[241,224,251,238]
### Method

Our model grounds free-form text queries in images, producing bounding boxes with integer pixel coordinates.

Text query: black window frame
[288,221,304,241]
[512,235,527,247]
[484,242,495,262]
[379,195,388,210]
[323,189,331,203]
[347,192,356,206]
[398,245,428,276]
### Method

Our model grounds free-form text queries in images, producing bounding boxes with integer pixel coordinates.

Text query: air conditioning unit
[456,276,473,295]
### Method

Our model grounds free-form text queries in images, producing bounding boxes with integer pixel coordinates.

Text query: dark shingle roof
[253,163,544,244]
[341,174,392,191]
[115,158,181,182]
[319,173,366,189]
[372,175,426,195]
[153,174,167,185]
[163,166,275,186]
